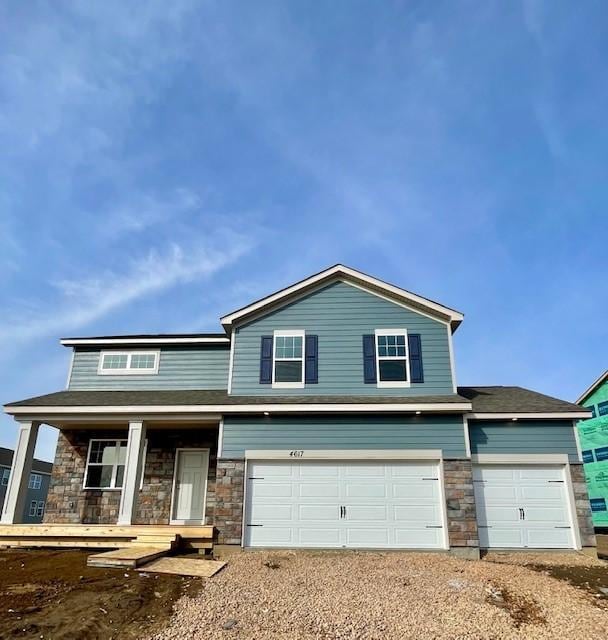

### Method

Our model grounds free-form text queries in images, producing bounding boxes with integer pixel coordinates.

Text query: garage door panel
[518,467,563,481]
[475,485,518,501]
[249,482,293,499]
[395,528,443,547]
[252,463,292,478]
[392,482,438,500]
[473,467,517,482]
[346,505,387,521]
[519,485,564,501]
[299,482,340,498]
[298,528,342,546]
[526,528,571,547]
[345,482,387,499]
[522,507,568,524]
[250,504,293,521]
[248,526,293,546]
[299,465,339,478]
[346,528,389,546]
[477,506,520,524]
[394,504,441,524]
[479,527,525,548]
[343,464,385,477]
[299,505,340,521]
[391,463,436,477]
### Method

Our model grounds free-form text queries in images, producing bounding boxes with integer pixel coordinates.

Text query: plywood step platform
[87,546,171,568]
[137,557,226,577]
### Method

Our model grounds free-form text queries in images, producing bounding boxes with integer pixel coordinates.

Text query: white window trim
[272,329,305,389]
[83,438,147,490]
[374,328,411,388]
[28,473,42,490]
[97,350,160,376]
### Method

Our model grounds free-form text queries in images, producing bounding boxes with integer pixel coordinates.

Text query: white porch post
[1,420,40,524]
[117,420,147,525]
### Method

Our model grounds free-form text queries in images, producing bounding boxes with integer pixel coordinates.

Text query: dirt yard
[0,549,200,639]
[153,550,608,640]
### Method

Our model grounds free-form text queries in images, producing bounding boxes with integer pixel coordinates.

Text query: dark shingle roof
[0,447,53,472]
[5,390,468,408]
[457,386,584,414]
[3,386,586,415]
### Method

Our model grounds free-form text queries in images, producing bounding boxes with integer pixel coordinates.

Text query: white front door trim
[170,448,210,525]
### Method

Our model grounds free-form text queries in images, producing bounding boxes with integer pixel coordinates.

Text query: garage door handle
[422,477,438,481]
[425,526,442,528]
[519,508,525,520]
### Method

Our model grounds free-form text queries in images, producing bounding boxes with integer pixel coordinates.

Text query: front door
[172,449,209,524]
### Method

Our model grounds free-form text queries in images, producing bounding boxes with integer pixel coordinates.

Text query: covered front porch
[0,413,238,548]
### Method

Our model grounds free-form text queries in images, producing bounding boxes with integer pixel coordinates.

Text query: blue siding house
[0,448,52,523]
[1,265,596,556]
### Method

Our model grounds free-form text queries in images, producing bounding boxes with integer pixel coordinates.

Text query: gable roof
[220,264,464,332]
[576,370,608,405]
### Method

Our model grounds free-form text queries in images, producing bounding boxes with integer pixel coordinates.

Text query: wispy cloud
[0,230,254,345]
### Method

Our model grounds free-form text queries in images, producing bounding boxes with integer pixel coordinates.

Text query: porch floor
[0,524,214,552]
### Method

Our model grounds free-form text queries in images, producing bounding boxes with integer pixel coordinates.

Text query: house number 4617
[289,450,304,458]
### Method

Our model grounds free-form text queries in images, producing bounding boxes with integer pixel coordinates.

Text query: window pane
[378,345,387,357]
[85,465,114,488]
[90,441,117,464]
[102,353,128,369]
[293,336,302,358]
[30,501,37,516]
[275,360,302,382]
[1,469,9,485]
[116,442,127,465]
[379,359,407,382]
[131,354,155,369]
[36,502,45,517]
[396,335,405,346]
[115,465,125,488]
[378,336,387,347]
[396,346,406,357]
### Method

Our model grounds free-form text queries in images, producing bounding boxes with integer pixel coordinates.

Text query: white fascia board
[245,449,443,460]
[60,337,230,346]
[471,453,569,464]
[465,412,592,420]
[5,402,473,416]
[220,264,463,330]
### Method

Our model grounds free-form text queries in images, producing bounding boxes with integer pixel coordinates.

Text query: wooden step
[88,546,170,569]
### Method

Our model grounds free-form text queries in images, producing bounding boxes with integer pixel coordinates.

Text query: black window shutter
[259,335,273,384]
[362,335,377,383]
[408,333,424,383]
[305,335,318,384]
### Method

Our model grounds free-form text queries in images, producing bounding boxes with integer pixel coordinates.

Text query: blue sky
[1,1,607,461]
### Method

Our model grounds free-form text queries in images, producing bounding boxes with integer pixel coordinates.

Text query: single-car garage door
[473,465,575,549]
[244,459,446,549]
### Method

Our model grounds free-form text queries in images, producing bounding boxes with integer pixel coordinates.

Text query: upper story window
[375,329,410,388]
[28,473,42,490]
[1,468,9,485]
[598,401,608,417]
[98,350,160,375]
[273,330,305,388]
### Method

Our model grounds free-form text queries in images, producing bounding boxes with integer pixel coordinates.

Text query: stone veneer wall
[569,463,596,548]
[44,428,217,525]
[214,459,245,544]
[443,460,479,550]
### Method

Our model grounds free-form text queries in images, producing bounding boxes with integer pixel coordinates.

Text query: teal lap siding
[68,346,229,390]
[221,415,467,459]
[230,281,455,396]
[469,420,579,463]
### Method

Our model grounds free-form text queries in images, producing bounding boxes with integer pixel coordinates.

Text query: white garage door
[473,465,575,549]
[244,459,446,549]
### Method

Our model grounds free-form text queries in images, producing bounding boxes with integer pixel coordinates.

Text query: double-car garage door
[245,459,446,549]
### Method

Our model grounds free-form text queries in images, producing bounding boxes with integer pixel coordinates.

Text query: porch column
[1,420,40,524]
[117,420,147,525]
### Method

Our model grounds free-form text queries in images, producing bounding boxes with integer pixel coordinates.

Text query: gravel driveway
[152,550,608,640]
